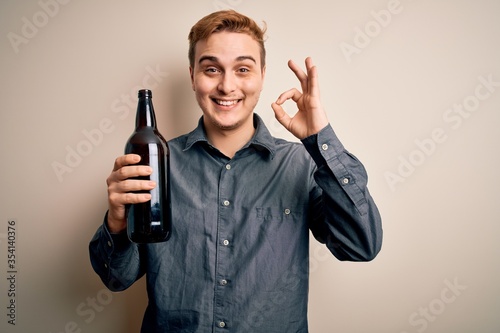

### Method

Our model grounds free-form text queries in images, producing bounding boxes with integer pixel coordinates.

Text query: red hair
[188,10,267,68]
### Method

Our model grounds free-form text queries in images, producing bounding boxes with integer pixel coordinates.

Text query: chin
[213,119,241,131]
[207,111,243,130]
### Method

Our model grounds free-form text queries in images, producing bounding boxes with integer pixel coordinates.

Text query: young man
[90,10,382,333]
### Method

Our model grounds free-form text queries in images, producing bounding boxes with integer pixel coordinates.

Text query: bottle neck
[135,95,157,129]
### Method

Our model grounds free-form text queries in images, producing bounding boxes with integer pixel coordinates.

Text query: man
[90,9,382,333]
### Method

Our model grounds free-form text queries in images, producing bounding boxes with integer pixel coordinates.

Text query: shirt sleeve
[88,212,145,291]
[301,124,383,261]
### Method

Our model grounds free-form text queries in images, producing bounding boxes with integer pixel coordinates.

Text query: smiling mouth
[212,98,242,106]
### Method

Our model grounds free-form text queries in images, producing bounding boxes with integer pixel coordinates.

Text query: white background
[1,0,499,332]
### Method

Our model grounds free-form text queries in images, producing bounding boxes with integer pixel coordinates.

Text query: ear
[189,66,195,91]
[261,65,266,91]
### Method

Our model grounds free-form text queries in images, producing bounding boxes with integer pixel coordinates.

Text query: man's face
[190,31,265,134]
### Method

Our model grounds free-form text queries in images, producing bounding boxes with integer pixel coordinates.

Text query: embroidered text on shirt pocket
[256,206,303,222]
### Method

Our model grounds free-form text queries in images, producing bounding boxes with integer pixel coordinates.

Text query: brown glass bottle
[125,89,171,243]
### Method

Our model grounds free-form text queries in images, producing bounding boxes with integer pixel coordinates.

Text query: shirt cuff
[301,124,345,167]
[103,211,131,253]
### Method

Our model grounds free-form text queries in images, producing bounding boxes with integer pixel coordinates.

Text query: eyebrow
[198,55,257,65]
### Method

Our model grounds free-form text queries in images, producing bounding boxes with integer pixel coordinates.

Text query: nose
[218,72,237,95]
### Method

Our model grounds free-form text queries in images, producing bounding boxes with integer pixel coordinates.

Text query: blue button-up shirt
[89,114,382,333]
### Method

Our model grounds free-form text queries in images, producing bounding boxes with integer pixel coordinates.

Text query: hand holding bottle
[106,154,155,234]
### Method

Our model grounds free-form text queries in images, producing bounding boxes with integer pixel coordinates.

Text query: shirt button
[222,239,230,246]
[223,200,230,206]
[342,177,349,184]
[104,263,108,269]
[284,208,291,215]
[321,143,329,151]
[107,240,112,247]
[218,321,226,328]
[225,164,231,170]
[220,279,228,286]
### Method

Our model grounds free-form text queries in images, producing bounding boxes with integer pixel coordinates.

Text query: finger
[109,191,152,206]
[305,56,314,72]
[288,59,308,93]
[274,88,302,105]
[271,102,292,128]
[117,179,157,194]
[107,160,153,189]
[113,154,141,171]
[108,179,155,204]
[116,165,153,181]
[305,57,320,99]
[108,165,153,185]
[123,192,152,204]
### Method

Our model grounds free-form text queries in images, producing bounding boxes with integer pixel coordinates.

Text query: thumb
[271,102,292,128]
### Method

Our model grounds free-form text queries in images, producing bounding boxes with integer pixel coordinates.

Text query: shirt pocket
[254,206,308,239]
[256,206,304,223]
[252,206,310,293]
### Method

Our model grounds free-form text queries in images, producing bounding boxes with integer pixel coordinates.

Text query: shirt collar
[183,113,276,158]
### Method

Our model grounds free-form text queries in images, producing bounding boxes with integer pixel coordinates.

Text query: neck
[205,120,255,159]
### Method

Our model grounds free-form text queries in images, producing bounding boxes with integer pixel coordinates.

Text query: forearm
[89,212,144,290]
[303,125,383,261]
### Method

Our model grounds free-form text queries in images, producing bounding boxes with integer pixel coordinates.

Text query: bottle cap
[138,89,152,98]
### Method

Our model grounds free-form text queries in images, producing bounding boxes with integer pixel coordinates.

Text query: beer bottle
[125,89,171,243]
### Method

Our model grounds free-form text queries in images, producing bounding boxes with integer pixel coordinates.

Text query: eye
[205,67,220,74]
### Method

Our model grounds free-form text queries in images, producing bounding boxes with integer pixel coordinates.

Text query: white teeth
[215,99,238,106]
